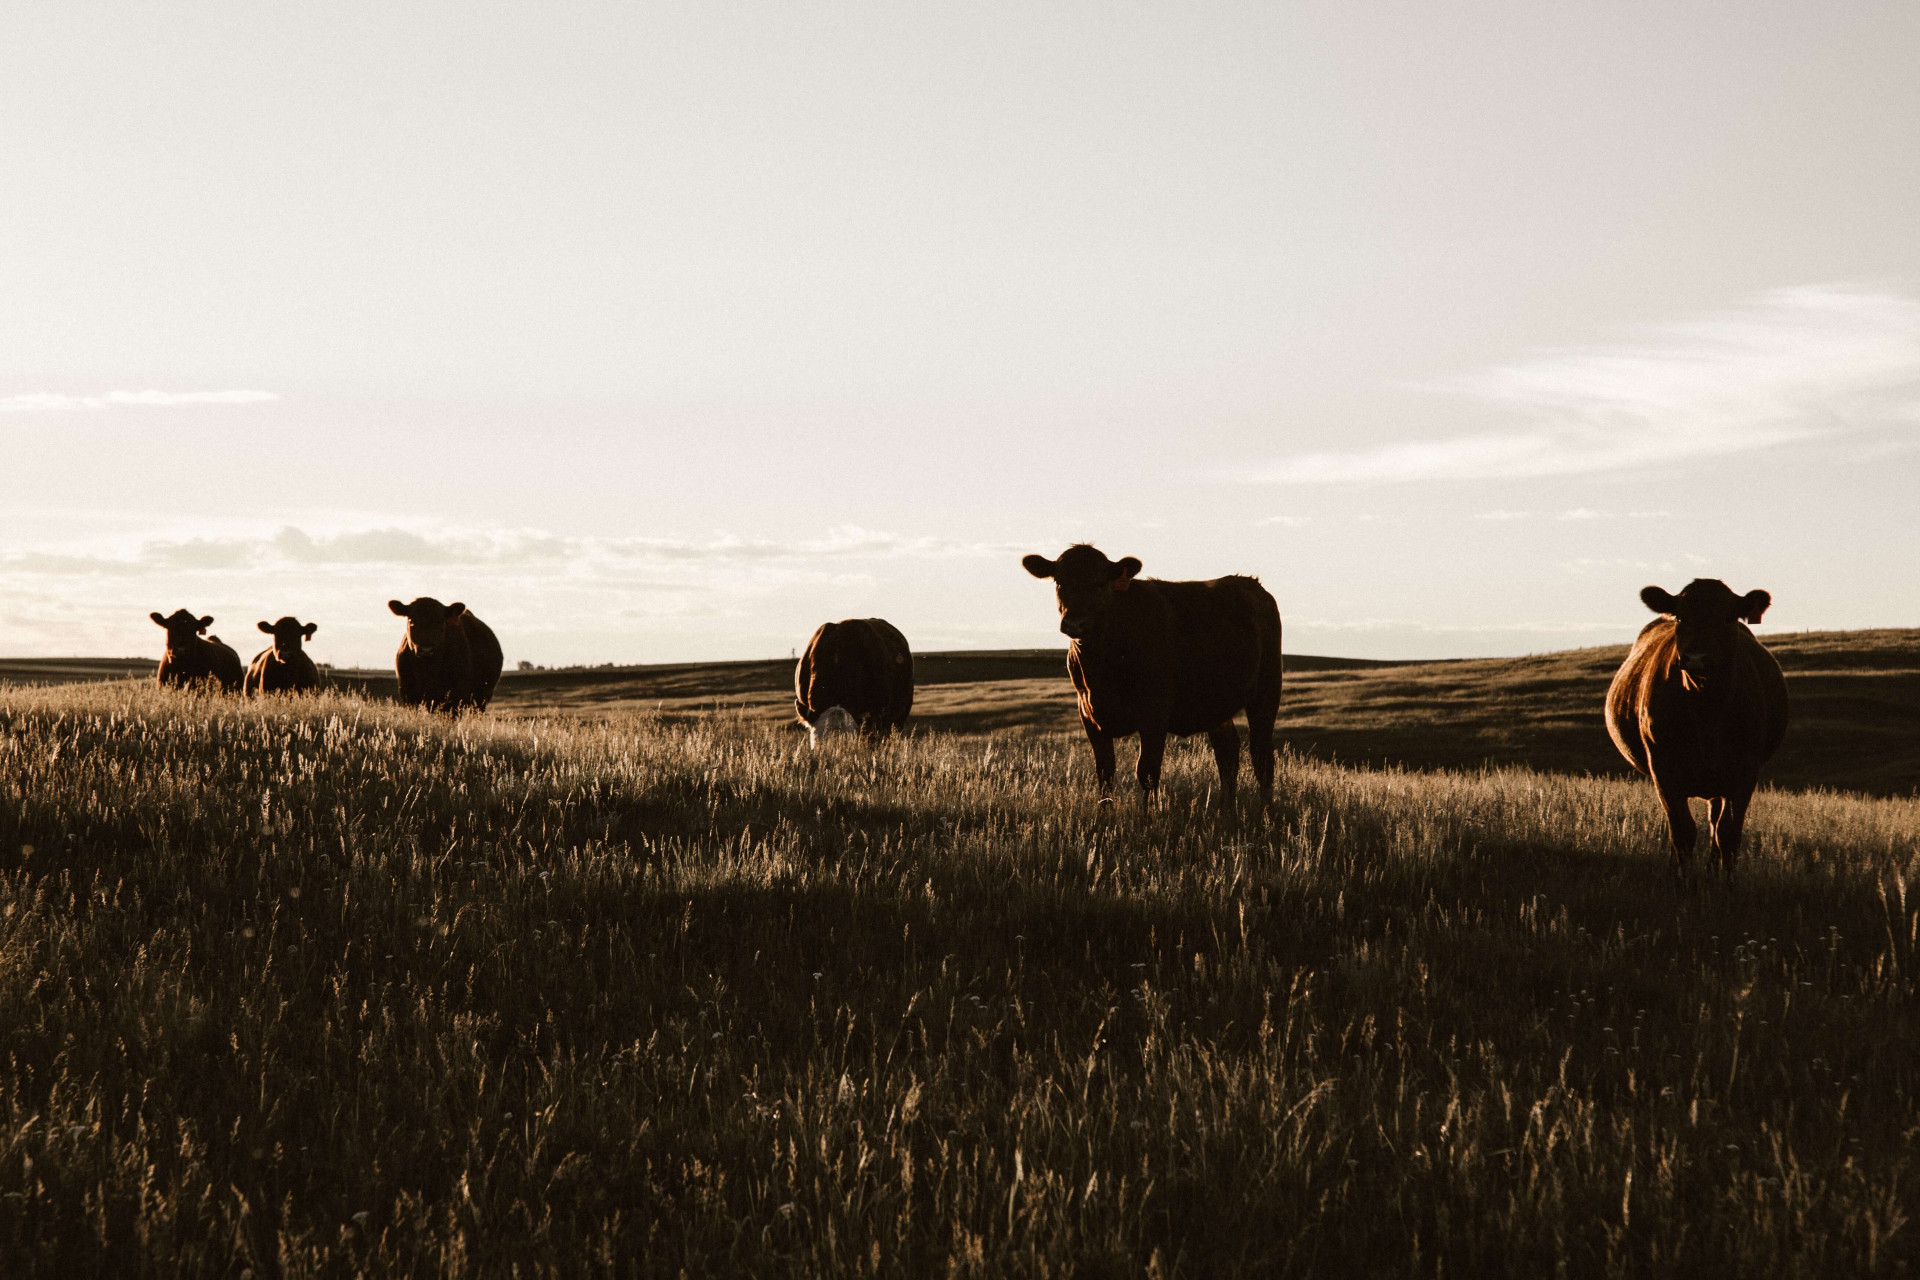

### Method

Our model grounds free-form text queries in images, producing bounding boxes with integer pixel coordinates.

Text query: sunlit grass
[0,680,1916,1275]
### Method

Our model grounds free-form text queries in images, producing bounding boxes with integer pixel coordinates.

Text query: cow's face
[1022,545,1142,641]
[258,616,317,655]
[151,609,214,647]
[809,705,859,748]
[1641,579,1770,679]
[389,598,467,655]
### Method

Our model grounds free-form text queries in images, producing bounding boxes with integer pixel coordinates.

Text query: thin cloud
[1555,508,1671,521]
[0,389,280,412]
[1243,285,1920,484]
[0,523,1018,578]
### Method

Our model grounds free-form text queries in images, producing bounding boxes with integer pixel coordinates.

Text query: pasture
[0,635,1917,1274]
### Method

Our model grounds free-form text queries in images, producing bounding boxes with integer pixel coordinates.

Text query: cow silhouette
[1023,544,1281,810]
[245,617,321,695]
[1605,579,1789,879]
[795,618,913,744]
[388,598,503,712]
[150,609,244,692]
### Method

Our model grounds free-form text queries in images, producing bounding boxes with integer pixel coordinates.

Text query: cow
[388,598,503,713]
[794,618,913,744]
[149,609,244,692]
[245,616,322,695]
[1604,579,1789,879]
[1023,544,1282,810]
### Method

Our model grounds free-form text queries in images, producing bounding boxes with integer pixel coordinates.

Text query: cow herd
[149,596,503,712]
[147,545,1789,878]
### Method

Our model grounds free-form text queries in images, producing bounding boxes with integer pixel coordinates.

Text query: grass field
[13,626,1918,793]
[1,639,1917,1274]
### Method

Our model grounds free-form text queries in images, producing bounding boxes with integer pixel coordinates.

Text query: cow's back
[456,614,504,709]
[796,618,913,731]
[1151,575,1281,735]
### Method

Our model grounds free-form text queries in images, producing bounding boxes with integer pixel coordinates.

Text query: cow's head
[1022,544,1142,641]
[150,609,213,647]
[258,616,317,655]
[809,704,859,748]
[1640,579,1771,679]
[389,597,467,655]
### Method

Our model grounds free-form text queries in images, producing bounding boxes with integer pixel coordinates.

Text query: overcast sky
[3,2,1916,667]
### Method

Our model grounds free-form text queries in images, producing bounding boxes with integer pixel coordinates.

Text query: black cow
[794,618,913,744]
[246,616,322,695]
[388,598,503,712]
[150,609,244,692]
[1023,544,1282,809]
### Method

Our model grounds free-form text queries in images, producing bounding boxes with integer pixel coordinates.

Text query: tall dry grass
[0,680,1916,1276]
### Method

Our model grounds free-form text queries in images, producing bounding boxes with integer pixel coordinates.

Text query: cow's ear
[303,622,318,638]
[151,611,167,627]
[447,602,467,619]
[388,600,410,617]
[1640,586,1678,615]
[1021,555,1056,579]
[197,616,214,632]
[1739,590,1771,624]
[1112,556,1142,582]
[258,621,275,634]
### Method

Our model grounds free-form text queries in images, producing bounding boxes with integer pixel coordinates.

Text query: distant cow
[794,618,913,744]
[388,598,503,712]
[1604,579,1789,878]
[1023,545,1281,809]
[150,609,244,692]
[245,616,322,695]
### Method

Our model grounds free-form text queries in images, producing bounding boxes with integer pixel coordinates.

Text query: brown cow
[245,616,322,695]
[150,609,244,692]
[794,618,913,744]
[1604,579,1789,879]
[388,597,503,712]
[1023,545,1282,810]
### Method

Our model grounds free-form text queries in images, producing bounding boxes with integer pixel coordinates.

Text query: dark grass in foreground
[1,684,1918,1275]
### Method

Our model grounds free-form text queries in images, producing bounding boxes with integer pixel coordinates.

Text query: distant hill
[5,630,1914,795]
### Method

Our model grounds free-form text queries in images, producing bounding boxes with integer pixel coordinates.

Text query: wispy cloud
[0,523,1018,578]
[1244,285,1920,484]
[1475,508,1671,522]
[0,389,280,412]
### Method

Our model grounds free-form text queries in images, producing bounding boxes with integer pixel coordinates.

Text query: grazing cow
[1023,544,1281,810]
[245,616,322,695]
[1604,579,1789,878]
[388,598,503,712]
[150,609,244,692]
[794,618,913,743]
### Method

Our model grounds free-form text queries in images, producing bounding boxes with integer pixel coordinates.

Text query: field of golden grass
[13,627,1914,792]
[0,659,1916,1273]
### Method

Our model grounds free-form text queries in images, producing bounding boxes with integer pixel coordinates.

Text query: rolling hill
[5,627,1917,795]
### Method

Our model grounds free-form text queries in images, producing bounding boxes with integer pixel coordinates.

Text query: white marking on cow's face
[809,705,858,748]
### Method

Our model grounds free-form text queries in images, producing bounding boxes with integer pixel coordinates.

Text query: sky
[2,1,1916,667]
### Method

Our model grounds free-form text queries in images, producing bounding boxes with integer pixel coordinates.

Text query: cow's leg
[1135,729,1168,812]
[1653,775,1698,879]
[1710,787,1754,882]
[1246,691,1279,809]
[1206,721,1240,808]
[1081,716,1117,801]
